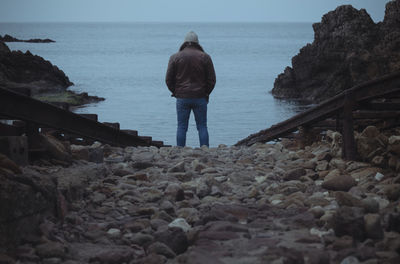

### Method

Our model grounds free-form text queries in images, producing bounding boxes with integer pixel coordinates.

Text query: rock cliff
[272,0,400,102]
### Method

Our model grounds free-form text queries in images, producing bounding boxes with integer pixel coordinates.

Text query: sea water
[1,22,313,147]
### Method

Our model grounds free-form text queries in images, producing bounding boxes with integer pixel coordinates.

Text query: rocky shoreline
[0,39,104,106]
[1,125,399,263]
[272,0,400,103]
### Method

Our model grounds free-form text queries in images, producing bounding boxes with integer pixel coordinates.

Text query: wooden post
[298,125,312,148]
[342,90,357,160]
[335,112,341,131]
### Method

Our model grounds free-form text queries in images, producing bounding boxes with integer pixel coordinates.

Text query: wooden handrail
[236,71,400,147]
[0,87,164,147]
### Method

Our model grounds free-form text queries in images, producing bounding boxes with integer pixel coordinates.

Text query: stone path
[2,131,400,264]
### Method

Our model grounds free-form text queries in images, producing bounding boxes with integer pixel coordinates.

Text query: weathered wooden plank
[312,119,340,128]
[0,87,157,147]
[79,114,98,121]
[121,129,138,136]
[359,102,400,111]
[353,110,400,119]
[103,122,120,130]
[151,141,165,147]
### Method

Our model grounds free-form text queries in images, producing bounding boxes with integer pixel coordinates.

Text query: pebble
[168,218,191,232]
[374,172,385,181]
[340,256,360,264]
[147,242,176,259]
[107,228,121,237]
[322,174,357,191]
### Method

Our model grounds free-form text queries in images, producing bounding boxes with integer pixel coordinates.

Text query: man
[166,31,216,147]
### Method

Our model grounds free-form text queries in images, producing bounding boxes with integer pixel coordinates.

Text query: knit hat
[184,31,199,44]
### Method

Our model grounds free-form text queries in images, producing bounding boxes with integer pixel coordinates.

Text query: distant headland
[0,34,55,43]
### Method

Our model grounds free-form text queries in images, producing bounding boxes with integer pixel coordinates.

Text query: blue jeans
[176,98,209,147]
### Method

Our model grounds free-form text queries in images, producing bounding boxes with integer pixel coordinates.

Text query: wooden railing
[0,87,166,148]
[236,71,400,160]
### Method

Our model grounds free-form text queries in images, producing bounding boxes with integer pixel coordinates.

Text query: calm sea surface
[1,22,313,147]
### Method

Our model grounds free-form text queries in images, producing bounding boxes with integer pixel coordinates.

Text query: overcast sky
[0,0,390,23]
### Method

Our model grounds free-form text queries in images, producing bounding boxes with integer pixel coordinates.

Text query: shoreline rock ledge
[0,40,104,106]
[272,0,400,103]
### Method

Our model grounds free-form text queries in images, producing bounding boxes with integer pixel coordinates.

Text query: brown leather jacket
[166,44,216,99]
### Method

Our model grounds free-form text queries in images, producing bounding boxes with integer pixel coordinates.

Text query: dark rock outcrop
[0,34,55,43]
[272,0,400,102]
[0,40,104,105]
[0,40,72,94]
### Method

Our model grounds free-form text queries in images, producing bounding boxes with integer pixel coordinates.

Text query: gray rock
[147,242,176,259]
[361,197,380,214]
[383,184,400,201]
[107,228,121,238]
[364,214,384,240]
[164,183,183,199]
[191,159,206,172]
[360,126,380,138]
[334,191,362,207]
[137,253,167,264]
[308,206,325,219]
[177,208,200,224]
[196,182,210,198]
[42,258,62,264]
[316,160,329,171]
[130,233,154,247]
[333,206,365,241]
[210,185,222,196]
[36,242,66,258]
[284,168,306,181]
[340,256,360,264]
[322,175,357,191]
[155,227,188,255]
[168,218,191,232]
[92,192,107,204]
[160,200,175,215]
[0,171,57,247]
[388,135,400,155]
[168,161,185,173]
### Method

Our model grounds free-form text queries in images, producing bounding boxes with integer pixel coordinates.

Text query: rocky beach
[1,125,400,263]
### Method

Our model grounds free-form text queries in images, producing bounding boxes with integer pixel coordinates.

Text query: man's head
[184,31,199,44]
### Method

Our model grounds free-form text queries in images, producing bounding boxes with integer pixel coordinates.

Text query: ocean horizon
[1,22,314,147]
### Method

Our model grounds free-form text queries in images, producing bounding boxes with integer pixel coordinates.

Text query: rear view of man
[166,31,216,147]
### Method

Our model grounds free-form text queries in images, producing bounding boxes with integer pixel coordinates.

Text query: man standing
[166,31,216,147]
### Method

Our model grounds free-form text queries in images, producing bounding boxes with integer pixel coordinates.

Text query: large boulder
[272,1,400,102]
[0,171,57,249]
